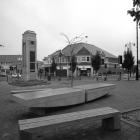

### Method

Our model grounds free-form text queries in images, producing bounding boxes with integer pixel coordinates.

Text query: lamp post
[128,2,140,80]
[136,17,139,80]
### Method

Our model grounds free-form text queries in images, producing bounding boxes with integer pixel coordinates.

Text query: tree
[51,57,57,77]
[70,55,77,73]
[91,51,101,73]
[61,33,86,87]
[128,0,140,80]
[123,49,134,80]
[69,55,77,86]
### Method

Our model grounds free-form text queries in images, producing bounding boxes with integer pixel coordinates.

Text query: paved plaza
[0,77,140,140]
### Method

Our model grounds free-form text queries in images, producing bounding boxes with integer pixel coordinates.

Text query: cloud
[0,0,137,60]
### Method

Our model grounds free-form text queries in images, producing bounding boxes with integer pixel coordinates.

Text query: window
[101,59,104,65]
[30,51,35,72]
[30,63,35,72]
[87,57,90,62]
[30,51,35,62]
[77,56,91,62]
[17,57,22,61]
[62,58,66,63]
[67,57,70,63]
[77,57,80,62]
[82,56,86,62]
[49,59,51,64]
[55,59,58,63]
[30,41,35,45]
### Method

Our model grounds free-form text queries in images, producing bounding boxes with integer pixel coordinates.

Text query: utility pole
[136,11,139,80]
[128,1,140,80]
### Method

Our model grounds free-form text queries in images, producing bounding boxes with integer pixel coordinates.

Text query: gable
[77,47,90,55]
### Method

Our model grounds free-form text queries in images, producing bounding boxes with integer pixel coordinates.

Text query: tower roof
[23,30,36,35]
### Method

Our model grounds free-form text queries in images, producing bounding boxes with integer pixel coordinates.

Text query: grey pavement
[0,79,140,140]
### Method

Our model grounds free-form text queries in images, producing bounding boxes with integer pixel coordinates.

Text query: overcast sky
[0,0,138,60]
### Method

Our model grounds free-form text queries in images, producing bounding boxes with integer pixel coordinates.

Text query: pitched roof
[49,50,61,58]
[62,42,117,58]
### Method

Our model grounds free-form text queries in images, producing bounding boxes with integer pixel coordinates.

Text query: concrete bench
[19,107,121,140]
[12,88,85,108]
[74,83,116,102]
[11,83,116,112]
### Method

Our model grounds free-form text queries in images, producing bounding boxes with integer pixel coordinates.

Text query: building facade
[43,42,119,77]
[0,55,22,76]
[0,54,43,76]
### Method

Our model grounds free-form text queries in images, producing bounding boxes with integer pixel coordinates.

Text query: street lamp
[136,19,139,80]
[128,3,140,80]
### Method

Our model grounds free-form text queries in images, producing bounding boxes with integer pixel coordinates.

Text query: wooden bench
[18,107,121,140]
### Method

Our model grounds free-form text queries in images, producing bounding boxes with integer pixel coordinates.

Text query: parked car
[0,69,7,77]
[12,73,21,78]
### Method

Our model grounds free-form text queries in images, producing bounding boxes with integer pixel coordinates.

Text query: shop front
[77,65,92,76]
